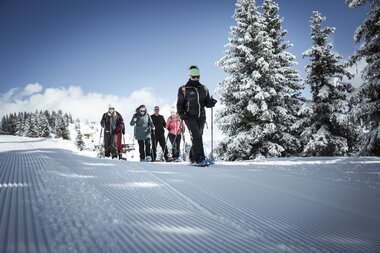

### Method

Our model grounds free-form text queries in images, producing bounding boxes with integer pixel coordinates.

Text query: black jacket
[150,114,166,135]
[100,111,124,134]
[177,80,216,119]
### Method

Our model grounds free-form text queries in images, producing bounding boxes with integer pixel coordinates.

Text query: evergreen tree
[216,0,303,160]
[302,11,354,156]
[8,113,18,136]
[216,0,268,160]
[55,110,70,140]
[346,0,380,155]
[15,112,25,136]
[261,0,305,155]
[75,119,85,150]
[39,111,51,138]
[0,117,4,135]
[26,112,39,138]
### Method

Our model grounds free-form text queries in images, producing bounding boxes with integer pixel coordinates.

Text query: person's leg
[158,134,168,161]
[168,133,176,158]
[151,133,157,161]
[145,139,152,157]
[175,135,181,159]
[111,134,118,158]
[138,140,145,160]
[185,118,204,163]
[104,132,111,157]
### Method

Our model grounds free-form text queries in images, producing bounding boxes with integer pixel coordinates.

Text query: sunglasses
[140,110,146,112]
[154,109,159,111]
[109,108,115,110]
[191,76,200,79]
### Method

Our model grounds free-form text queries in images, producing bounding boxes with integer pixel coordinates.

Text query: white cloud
[21,83,43,97]
[0,83,172,124]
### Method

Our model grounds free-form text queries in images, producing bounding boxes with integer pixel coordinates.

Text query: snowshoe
[194,159,214,167]
[166,157,174,162]
[174,157,183,162]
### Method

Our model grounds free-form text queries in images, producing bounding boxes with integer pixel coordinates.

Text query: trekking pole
[211,106,214,161]
[151,130,155,162]
[163,116,173,159]
[123,133,127,161]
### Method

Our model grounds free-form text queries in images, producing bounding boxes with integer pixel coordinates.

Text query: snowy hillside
[0,135,379,253]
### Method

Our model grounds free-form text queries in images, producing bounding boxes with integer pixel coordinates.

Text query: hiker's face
[139,108,146,115]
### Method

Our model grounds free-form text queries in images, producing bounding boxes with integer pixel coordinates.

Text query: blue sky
[0,0,369,121]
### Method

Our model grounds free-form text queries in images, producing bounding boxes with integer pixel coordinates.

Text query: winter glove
[133,118,137,123]
[122,128,125,135]
[206,97,217,108]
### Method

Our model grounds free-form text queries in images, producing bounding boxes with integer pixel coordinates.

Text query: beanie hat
[189,67,200,77]
[170,107,176,116]
[154,106,159,110]
[108,104,115,109]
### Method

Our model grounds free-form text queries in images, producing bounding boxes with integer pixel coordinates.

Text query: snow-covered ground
[1,135,379,253]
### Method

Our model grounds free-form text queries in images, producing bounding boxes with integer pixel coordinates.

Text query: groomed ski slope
[0,136,379,253]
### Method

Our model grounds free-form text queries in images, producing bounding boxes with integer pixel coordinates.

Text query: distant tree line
[0,110,74,140]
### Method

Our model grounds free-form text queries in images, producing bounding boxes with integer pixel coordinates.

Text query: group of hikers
[100,65,217,166]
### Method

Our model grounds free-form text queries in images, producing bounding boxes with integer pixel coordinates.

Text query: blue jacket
[130,112,154,140]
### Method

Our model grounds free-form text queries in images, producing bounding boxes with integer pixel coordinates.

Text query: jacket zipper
[195,88,201,118]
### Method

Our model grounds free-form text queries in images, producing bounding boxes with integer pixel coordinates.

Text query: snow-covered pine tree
[216,0,269,160]
[15,112,25,136]
[216,0,303,160]
[302,11,354,156]
[346,0,380,156]
[75,119,85,151]
[0,117,4,135]
[26,112,39,138]
[260,0,305,155]
[38,111,51,138]
[7,113,18,136]
[55,110,70,140]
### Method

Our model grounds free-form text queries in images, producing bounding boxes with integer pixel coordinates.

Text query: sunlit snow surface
[1,136,379,253]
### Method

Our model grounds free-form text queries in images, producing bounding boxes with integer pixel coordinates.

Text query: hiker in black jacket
[151,106,170,162]
[100,104,125,159]
[176,65,217,165]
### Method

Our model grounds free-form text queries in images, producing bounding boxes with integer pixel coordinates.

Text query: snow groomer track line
[1,136,380,253]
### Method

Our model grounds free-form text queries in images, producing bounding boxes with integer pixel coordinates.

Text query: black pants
[104,132,117,157]
[151,133,169,161]
[184,117,206,163]
[138,139,151,160]
[168,133,181,159]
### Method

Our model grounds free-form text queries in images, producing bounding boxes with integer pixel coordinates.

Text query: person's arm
[148,115,155,130]
[204,86,217,108]
[180,120,186,133]
[130,114,137,126]
[162,116,166,129]
[100,113,105,128]
[176,86,186,119]
[118,112,125,134]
